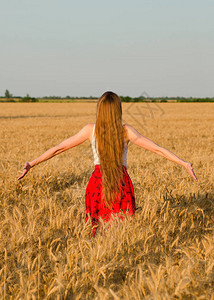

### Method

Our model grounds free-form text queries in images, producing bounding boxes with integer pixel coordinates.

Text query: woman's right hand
[17,162,31,180]
[185,162,198,181]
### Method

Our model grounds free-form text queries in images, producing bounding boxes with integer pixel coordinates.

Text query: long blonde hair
[95,91,127,209]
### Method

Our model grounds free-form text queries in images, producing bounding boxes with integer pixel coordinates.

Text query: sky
[0,0,213,98]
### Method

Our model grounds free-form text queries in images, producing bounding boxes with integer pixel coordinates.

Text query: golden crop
[0,102,213,299]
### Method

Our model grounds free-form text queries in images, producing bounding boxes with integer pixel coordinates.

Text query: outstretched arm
[17,123,92,180]
[125,124,198,181]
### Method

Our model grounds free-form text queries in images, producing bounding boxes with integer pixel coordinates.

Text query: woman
[18,91,198,236]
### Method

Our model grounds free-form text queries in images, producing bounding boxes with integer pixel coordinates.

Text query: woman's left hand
[185,162,198,181]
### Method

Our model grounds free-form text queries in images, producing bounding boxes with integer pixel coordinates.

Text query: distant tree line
[42,95,99,99]
[1,90,213,102]
[120,96,214,103]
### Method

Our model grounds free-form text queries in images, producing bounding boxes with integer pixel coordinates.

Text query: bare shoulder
[86,123,95,130]
[123,124,132,130]
[123,123,137,142]
[78,123,94,137]
[123,123,135,130]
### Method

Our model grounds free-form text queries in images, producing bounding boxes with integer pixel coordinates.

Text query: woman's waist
[94,164,127,170]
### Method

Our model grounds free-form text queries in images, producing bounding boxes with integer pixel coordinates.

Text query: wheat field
[0,102,213,299]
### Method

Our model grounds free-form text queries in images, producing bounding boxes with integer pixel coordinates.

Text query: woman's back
[91,124,128,166]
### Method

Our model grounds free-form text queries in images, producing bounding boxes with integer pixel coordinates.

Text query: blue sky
[0,0,213,97]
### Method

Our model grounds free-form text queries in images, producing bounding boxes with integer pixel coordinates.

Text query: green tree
[5,89,13,98]
[22,93,38,102]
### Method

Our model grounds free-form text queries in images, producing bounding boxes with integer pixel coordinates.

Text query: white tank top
[91,124,128,166]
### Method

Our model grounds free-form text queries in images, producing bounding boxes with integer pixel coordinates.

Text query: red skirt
[85,164,136,236]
